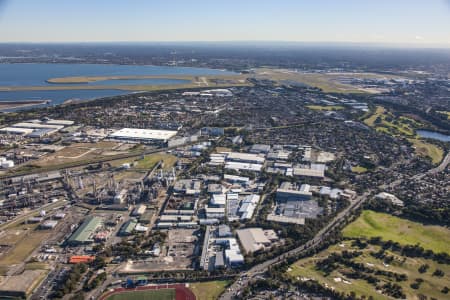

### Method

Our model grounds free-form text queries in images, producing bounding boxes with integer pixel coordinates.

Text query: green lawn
[306,105,344,111]
[351,166,368,173]
[364,106,416,136]
[363,106,386,126]
[112,153,177,171]
[133,153,177,170]
[189,281,229,300]
[409,138,443,165]
[289,240,450,300]
[106,289,175,300]
[343,210,450,254]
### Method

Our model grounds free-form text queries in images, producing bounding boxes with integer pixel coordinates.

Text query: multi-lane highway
[220,191,370,300]
[220,151,450,299]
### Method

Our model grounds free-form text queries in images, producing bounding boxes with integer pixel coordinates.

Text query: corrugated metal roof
[119,219,138,235]
[68,216,102,244]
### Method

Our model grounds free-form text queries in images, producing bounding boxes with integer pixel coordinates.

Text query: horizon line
[0,40,450,50]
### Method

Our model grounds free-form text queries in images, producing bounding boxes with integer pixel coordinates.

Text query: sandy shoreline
[0,100,50,111]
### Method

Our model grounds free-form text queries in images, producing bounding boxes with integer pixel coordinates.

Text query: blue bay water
[0,63,234,109]
[417,130,450,142]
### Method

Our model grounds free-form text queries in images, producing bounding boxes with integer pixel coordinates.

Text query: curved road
[428,152,450,174]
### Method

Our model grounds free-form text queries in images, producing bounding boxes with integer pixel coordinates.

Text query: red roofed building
[69,255,95,264]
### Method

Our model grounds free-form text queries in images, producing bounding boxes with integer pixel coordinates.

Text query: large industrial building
[209,151,266,173]
[269,182,323,224]
[226,152,265,164]
[108,128,178,144]
[173,179,202,195]
[67,216,103,245]
[276,182,312,202]
[293,163,326,178]
[236,228,278,253]
[0,119,73,138]
[118,219,138,236]
[238,194,260,220]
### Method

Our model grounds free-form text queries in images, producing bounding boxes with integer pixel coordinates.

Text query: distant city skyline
[0,0,449,47]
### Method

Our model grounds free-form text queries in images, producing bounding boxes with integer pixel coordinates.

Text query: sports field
[101,284,196,300]
[106,289,175,300]
[343,210,450,254]
[189,281,229,300]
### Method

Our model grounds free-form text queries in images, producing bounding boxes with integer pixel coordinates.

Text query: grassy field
[0,226,50,267]
[111,152,177,171]
[0,203,66,273]
[409,138,444,165]
[351,166,368,173]
[289,240,450,300]
[363,106,386,126]
[343,210,450,254]
[253,69,400,94]
[189,281,230,300]
[3,144,146,178]
[106,289,175,300]
[364,106,416,136]
[306,105,344,111]
[24,262,50,270]
[254,69,363,93]
[134,153,177,170]
[33,142,128,168]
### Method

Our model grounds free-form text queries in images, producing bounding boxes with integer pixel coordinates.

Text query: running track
[99,283,196,300]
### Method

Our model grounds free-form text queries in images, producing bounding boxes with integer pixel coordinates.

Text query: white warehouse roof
[109,128,177,142]
[12,122,64,130]
[225,162,263,172]
[44,119,74,126]
[0,127,34,135]
[226,152,265,164]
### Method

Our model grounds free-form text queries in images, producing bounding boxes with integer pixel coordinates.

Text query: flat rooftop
[109,128,177,142]
[12,122,64,130]
[226,152,265,164]
[236,228,271,253]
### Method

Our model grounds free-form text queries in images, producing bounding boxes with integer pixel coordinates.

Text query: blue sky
[0,0,449,46]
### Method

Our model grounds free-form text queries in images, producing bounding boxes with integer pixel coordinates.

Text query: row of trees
[364,237,450,264]
[52,264,87,298]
